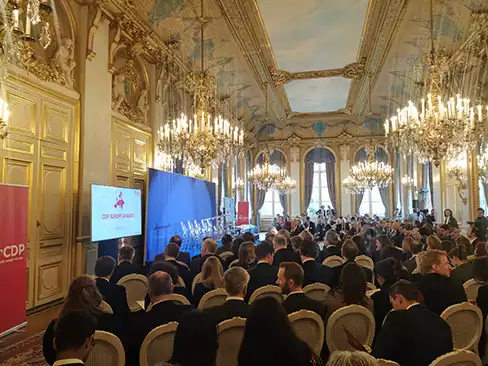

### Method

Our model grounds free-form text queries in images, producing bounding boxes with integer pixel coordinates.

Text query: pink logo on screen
[114,192,125,209]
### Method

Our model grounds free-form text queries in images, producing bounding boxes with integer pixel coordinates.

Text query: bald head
[148,271,174,298]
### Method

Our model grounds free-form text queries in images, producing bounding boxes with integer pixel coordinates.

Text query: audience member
[273,234,301,266]
[278,228,291,244]
[242,231,256,243]
[247,242,278,298]
[401,236,415,261]
[170,235,190,266]
[451,229,471,253]
[216,234,233,255]
[467,225,480,253]
[193,256,224,306]
[277,262,325,319]
[473,207,488,242]
[51,311,97,366]
[473,256,488,284]
[148,260,190,301]
[326,351,377,366]
[164,243,191,287]
[165,310,218,366]
[441,239,456,253]
[448,245,473,286]
[416,250,467,315]
[224,238,244,269]
[43,275,118,365]
[238,297,323,366]
[94,256,130,319]
[290,235,303,252]
[299,229,314,242]
[474,241,488,258]
[403,239,422,273]
[324,262,373,318]
[204,267,249,324]
[111,245,137,284]
[352,235,367,256]
[331,239,373,287]
[389,221,404,247]
[372,280,453,366]
[443,209,458,228]
[230,241,256,269]
[438,224,453,241]
[299,239,333,286]
[318,230,341,263]
[191,238,220,275]
[376,235,403,263]
[475,257,488,357]
[426,235,442,251]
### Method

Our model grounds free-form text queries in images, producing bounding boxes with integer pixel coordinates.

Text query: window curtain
[256,150,287,214]
[304,148,337,211]
[395,152,401,210]
[354,148,368,213]
[375,148,391,217]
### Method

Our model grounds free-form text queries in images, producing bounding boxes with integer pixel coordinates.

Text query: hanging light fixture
[384,0,487,166]
[447,154,468,205]
[8,0,52,43]
[401,175,416,188]
[349,141,394,190]
[342,176,364,194]
[478,147,488,184]
[276,176,296,195]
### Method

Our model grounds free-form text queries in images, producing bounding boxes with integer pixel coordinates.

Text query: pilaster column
[290,145,301,216]
[339,144,351,216]
[432,163,443,222]
[399,155,408,218]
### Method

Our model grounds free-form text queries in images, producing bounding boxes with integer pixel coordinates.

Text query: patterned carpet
[0,332,47,366]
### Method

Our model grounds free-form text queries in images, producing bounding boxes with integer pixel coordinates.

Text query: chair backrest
[377,360,400,366]
[288,310,324,354]
[192,273,203,295]
[463,279,484,302]
[176,276,186,287]
[85,331,125,366]
[303,283,330,301]
[441,302,482,351]
[216,317,246,366]
[355,255,374,271]
[366,282,377,291]
[325,305,375,352]
[429,350,482,366]
[322,255,345,267]
[248,285,284,304]
[198,288,228,310]
[117,274,149,312]
[100,300,113,314]
[140,322,178,366]
[219,251,234,260]
[228,259,239,268]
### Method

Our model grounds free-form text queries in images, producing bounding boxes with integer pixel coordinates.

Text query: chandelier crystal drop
[248,149,287,191]
[401,175,416,188]
[349,142,394,190]
[275,176,297,195]
[342,176,364,194]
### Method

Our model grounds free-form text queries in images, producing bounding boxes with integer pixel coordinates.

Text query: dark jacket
[166,258,191,287]
[301,259,334,287]
[371,287,392,336]
[450,261,475,287]
[317,245,341,264]
[177,251,191,266]
[95,278,131,320]
[110,261,138,284]
[273,247,301,267]
[193,282,214,306]
[476,285,488,357]
[403,255,418,274]
[417,273,467,315]
[372,304,453,366]
[190,254,224,277]
[283,292,326,319]
[246,262,278,299]
[381,246,404,263]
[474,216,488,242]
[389,230,404,247]
[204,299,249,324]
[216,244,232,256]
[444,216,459,229]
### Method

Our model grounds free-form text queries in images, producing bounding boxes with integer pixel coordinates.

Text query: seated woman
[449,245,473,286]
[193,256,224,306]
[324,262,374,318]
[42,275,119,365]
[229,241,256,270]
[238,297,323,366]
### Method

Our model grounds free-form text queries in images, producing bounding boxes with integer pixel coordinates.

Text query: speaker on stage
[412,199,419,210]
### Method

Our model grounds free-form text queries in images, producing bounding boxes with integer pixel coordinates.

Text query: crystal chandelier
[232,178,245,191]
[478,148,488,184]
[349,141,394,190]
[447,155,467,205]
[384,0,487,167]
[248,148,287,191]
[401,175,416,188]
[276,176,296,195]
[156,0,245,173]
[343,176,364,194]
[6,0,52,43]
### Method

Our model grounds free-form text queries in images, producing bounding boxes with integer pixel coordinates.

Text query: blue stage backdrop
[146,168,216,261]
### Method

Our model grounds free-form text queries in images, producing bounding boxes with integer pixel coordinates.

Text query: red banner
[236,201,249,226]
[0,184,28,337]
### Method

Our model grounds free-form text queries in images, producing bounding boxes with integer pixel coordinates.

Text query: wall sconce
[447,156,467,206]
[0,97,11,140]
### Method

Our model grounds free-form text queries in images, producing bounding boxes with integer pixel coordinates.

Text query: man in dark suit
[52,311,97,366]
[276,262,326,319]
[299,239,333,287]
[216,234,233,255]
[403,240,422,274]
[205,267,250,324]
[94,256,131,319]
[473,208,488,242]
[438,224,454,242]
[273,234,301,266]
[246,242,278,299]
[330,239,374,287]
[389,221,404,247]
[451,229,472,253]
[417,250,467,315]
[110,245,138,284]
[190,238,223,276]
[301,216,316,235]
[372,280,453,366]
[317,229,341,263]
[169,235,191,266]
[164,243,191,287]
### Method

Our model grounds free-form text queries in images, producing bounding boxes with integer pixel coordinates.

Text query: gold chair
[139,322,178,366]
[219,251,234,260]
[191,273,203,295]
[303,283,330,301]
[198,288,228,310]
[248,285,283,304]
[377,360,400,366]
[322,255,345,267]
[117,274,148,312]
[176,276,186,287]
[99,300,113,314]
[216,317,246,366]
[429,350,482,366]
[441,302,483,352]
[85,331,125,366]
[288,310,324,354]
[463,279,484,302]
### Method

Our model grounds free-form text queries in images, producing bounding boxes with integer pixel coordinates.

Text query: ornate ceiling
[125,0,488,140]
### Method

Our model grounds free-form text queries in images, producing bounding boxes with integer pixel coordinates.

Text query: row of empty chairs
[91,302,485,366]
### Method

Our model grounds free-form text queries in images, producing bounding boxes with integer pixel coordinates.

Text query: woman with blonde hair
[193,256,224,306]
[42,275,118,365]
[426,235,442,251]
[327,351,378,366]
[230,241,256,270]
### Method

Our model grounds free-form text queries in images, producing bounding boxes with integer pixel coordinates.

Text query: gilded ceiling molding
[270,58,367,86]
[257,134,385,149]
[86,3,102,60]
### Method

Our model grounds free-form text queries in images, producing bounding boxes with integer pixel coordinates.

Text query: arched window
[359,186,385,216]
[310,162,332,214]
[260,189,283,217]
[256,149,286,217]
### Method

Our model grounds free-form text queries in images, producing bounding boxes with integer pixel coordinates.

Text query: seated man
[170,235,191,266]
[317,230,341,263]
[205,267,250,324]
[216,234,233,255]
[111,245,138,284]
[164,243,191,287]
[52,311,97,366]
[191,238,222,276]
[403,239,422,274]
[372,280,453,366]
[146,261,190,303]
[417,250,467,315]
[272,234,300,266]
[94,256,130,319]
[276,261,325,319]
[299,239,333,287]
[247,242,278,299]
[331,239,373,287]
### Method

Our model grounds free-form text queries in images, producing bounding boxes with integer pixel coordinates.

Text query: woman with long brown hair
[193,256,224,306]
[230,241,256,270]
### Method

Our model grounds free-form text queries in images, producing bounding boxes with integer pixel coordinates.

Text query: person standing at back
[273,234,301,266]
[111,245,138,284]
[372,280,453,366]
